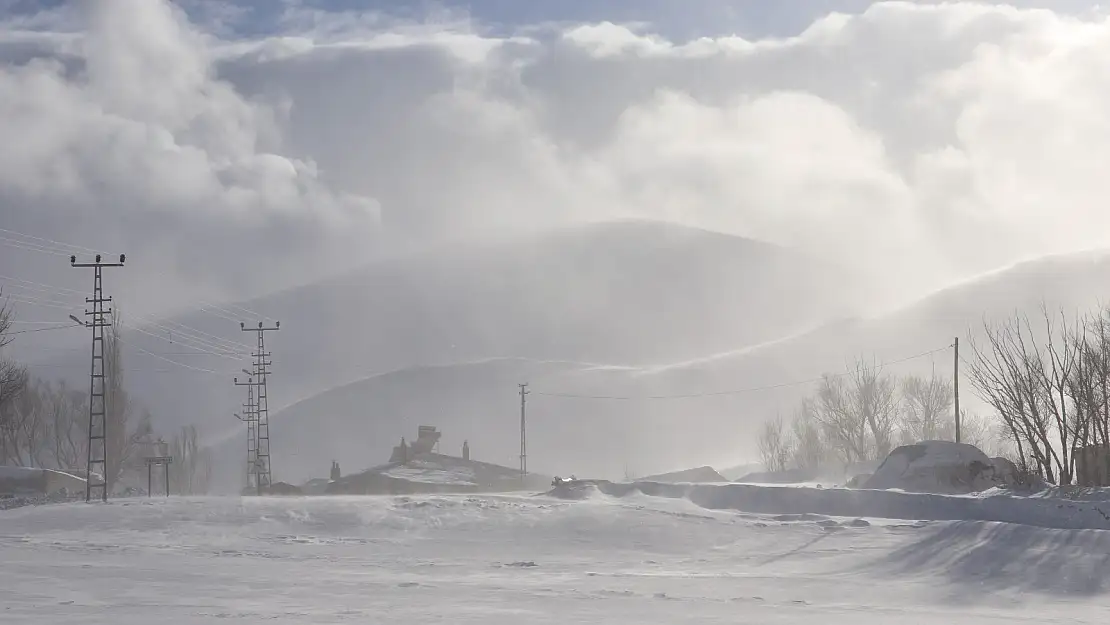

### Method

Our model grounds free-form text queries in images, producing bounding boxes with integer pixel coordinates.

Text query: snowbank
[546,480,1110,531]
[737,460,881,486]
[0,466,86,496]
[863,441,1011,494]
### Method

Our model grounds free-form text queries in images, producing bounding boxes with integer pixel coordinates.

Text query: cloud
[205,1,1110,294]
[0,0,379,315]
[4,0,1110,316]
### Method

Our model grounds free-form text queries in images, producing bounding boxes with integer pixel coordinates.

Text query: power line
[0,228,266,323]
[132,314,253,352]
[22,361,190,373]
[8,320,81,324]
[3,294,78,311]
[0,278,85,299]
[0,235,73,257]
[0,227,105,255]
[9,323,80,336]
[118,321,246,360]
[532,344,955,400]
[113,335,235,376]
[1,272,253,355]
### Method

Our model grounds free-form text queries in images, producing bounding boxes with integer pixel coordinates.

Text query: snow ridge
[547,480,1110,531]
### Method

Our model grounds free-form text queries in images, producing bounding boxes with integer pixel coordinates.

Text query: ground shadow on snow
[856,521,1110,599]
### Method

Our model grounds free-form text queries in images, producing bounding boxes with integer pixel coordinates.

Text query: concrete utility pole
[70,253,125,503]
[519,383,529,482]
[954,337,961,444]
[242,321,279,492]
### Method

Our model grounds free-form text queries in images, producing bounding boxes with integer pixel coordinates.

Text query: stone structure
[463,440,470,461]
[329,460,341,481]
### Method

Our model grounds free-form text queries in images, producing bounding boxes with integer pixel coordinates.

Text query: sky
[5,0,1110,475]
[3,0,1110,316]
[1,0,1109,323]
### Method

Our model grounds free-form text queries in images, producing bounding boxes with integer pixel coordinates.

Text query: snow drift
[546,480,1110,531]
[640,466,727,483]
[863,441,1016,495]
[0,466,86,496]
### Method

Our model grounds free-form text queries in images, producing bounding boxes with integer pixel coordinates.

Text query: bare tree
[0,380,50,467]
[901,372,953,443]
[0,295,29,465]
[102,310,152,487]
[812,358,898,463]
[966,306,1085,484]
[789,401,828,470]
[46,380,88,473]
[813,374,868,464]
[849,358,900,459]
[954,410,992,452]
[1068,309,1110,453]
[169,425,211,495]
[757,414,791,473]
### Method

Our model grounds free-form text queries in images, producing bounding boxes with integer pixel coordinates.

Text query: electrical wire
[113,335,236,376]
[0,228,267,325]
[0,272,253,354]
[0,227,105,255]
[8,323,80,336]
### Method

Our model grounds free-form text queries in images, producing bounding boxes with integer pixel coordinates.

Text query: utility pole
[242,321,279,492]
[234,368,258,494]
[70,253,125,503]
[519,383,529,482]
[954,337,961,444]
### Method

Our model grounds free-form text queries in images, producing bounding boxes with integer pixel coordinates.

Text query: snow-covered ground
[382,459,478,485]
[2,486,1109,623]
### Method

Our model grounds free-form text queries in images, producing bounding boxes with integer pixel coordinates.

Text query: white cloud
[4,0,1110,313]
[0,0,380,314]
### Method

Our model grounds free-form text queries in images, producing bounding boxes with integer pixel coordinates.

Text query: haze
[4,0,1110,484]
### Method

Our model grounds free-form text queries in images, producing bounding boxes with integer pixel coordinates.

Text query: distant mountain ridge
[206,246,1110,486]
[123,219,867,441]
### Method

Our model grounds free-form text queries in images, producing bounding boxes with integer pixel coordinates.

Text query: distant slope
[325,453,551,494]
[208,248,1110,489]
[128,219,867,437]
[229,218,865,368]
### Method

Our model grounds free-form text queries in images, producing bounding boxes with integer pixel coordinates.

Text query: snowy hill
[204,248,1110,488]
[327,453,551,494]
[118,220,866,437]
